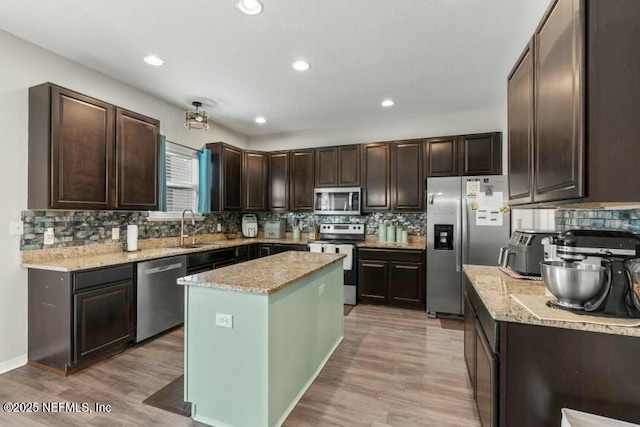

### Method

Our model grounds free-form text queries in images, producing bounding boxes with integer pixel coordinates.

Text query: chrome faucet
[181,209,196,246]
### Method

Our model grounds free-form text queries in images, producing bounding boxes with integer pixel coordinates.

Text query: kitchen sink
[177,242,224,249]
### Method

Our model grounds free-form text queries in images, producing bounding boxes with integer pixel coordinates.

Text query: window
[166,142,199,212]
[148,141,203,221]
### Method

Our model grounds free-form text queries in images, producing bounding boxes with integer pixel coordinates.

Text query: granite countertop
[178,251,346,294]
[463,265,640,337]
[357,241,425,250]
[21,237,311,272]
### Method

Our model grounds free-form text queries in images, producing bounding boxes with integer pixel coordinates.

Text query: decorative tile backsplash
[555,208,640,233]
[20,210,427,251]
[253,212,426,236]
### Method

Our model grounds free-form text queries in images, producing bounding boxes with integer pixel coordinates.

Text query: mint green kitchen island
[177,251,345,427]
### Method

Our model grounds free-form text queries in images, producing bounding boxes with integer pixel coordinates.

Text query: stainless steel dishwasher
[136,255,187,342]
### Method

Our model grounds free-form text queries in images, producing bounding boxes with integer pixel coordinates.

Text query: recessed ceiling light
[143,55,164,66]
[255,116,267,124]
[236,0,263,15]
[381,99,395,107]
[292,60,311,71]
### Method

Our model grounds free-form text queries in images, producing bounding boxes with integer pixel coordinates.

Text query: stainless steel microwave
[313,187,361,215]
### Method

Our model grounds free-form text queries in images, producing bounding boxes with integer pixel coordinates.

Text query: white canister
[127,225,138,251]
[378,223,387,242]
[396,227,403,243]
[402,230,408,243]
[387,224,395,243]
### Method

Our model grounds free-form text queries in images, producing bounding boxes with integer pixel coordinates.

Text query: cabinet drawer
[358,248,424,263]
[73,264,133,292]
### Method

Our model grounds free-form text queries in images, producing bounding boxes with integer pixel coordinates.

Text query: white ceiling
[0,0,548,137]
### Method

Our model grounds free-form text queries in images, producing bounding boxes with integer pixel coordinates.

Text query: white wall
[511,209,557,233]
[0,29,248,373]
[248,105,504,150]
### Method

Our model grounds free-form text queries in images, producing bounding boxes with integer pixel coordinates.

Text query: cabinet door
[362,142,391,211]
[464,294,477,390]
[358,259,389,304]
[269,151,290,211]
[337,145,361,187]
[248,245,258,260]
[507,43,535,204]
[389,261,424,309]
[258,245,272,258]
[290,149,315,211]
[243,150,268,211]
[315,147,338,187]
[475,322,496,427]
[460,133,502,176]
[391,140,423,211]
[425,136,458,177]
[73,281,133,364]
[115,108,159,210]
[534,0,585,202]
[222,144,243,211]
[50,86,114,209]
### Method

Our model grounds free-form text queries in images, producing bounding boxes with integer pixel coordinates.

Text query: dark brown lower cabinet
[464,274,640,427]
[463,294,476,395]
[359,260,388,304]
[74,282,133,364]
[28,265,134,375]
[258,244,272,258]
[358,249,425,309]
[475,322,496,427]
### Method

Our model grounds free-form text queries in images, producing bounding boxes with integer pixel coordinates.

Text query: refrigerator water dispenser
[434,225,454,250]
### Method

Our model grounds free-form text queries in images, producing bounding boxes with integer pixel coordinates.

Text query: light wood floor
[0,305,480,427]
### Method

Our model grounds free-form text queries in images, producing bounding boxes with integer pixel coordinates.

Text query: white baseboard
[0,354,27,375]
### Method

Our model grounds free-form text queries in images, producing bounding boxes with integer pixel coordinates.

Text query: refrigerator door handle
[455,199,461,272]
[462,198,469,267]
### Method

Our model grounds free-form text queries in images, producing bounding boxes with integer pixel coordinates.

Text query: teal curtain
[198,148,212,213]
[158,135,167,211]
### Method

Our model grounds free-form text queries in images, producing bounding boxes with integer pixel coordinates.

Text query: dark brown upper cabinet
[460,133,502,176]
[507,0,640,206]
[28,83,159,210]
[115,108,159,210]
[314,144,361,188]
[533,0,584,203]
[361,142,391,212]
[425,133,502,178]
[243,150,268,211]
[207,142,243,212]
[289,149,315,211]
[391,140,423,211]
[507,41,535,205]
[268,151,290,211]
[425,136,458,177]
[314,147,338,187]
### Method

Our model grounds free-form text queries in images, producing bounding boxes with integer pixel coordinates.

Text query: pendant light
[184,101,210,130]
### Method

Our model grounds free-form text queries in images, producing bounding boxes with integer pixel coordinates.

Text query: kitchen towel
[323,244,337,254]
[309,243,323,253]
[338,245,353,270]
[127,225,138,251]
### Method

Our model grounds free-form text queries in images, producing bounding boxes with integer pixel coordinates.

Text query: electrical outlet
[112,227,120,240]
[216,223,222,232]
[215,313,233,329]
[319,284,325,295]
[9,221,23,236]
[44,227,55,245]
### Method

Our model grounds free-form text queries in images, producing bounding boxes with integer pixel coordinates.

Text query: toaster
[264,220,286,239]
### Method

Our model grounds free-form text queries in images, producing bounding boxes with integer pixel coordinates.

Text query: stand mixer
[542,230,640,318]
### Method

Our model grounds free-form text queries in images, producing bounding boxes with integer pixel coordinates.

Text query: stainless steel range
[308,223,365,305]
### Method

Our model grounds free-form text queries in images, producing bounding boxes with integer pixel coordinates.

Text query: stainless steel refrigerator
[426,176,510,316]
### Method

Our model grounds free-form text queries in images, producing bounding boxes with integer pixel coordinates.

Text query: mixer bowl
[540,261,606,308]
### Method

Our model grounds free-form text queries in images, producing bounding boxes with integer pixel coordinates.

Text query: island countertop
[463,264,640,338]
[178,251,345,294]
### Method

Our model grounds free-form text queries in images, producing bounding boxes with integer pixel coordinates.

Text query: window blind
[166,142,199,212]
